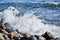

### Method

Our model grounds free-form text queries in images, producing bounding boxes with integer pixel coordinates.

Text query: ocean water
[0,2,60,38]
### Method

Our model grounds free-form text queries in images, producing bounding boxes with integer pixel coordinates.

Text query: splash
[2,6,19,24]
[0,6,60,38]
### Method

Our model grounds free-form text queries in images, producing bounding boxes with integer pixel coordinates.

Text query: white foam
[0,6,60,38]
[3,6,19,24]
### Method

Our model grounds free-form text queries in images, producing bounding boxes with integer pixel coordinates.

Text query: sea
[0,2,60,38]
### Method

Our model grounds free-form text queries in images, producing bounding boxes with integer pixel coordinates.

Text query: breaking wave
[0,6,60,38]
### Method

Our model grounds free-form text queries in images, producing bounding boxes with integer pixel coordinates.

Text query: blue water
[0,2,60,26]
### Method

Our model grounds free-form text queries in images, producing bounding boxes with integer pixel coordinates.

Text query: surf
[0,6,60,38]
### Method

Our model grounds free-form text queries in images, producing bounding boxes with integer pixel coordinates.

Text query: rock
[0,28,8,35]
[0,33,5,40]
[34,35,40,40]
[54,38,60,40]
[0,23,5,29]
[34,35,46,40]
[3,35,10,40]
[41,32,55,40]
[39,36,46,40]
[0,18,4,24]
[8,30,20,39]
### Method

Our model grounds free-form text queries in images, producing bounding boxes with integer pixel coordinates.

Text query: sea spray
[3,6,19,25]
[0,6,60,38]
